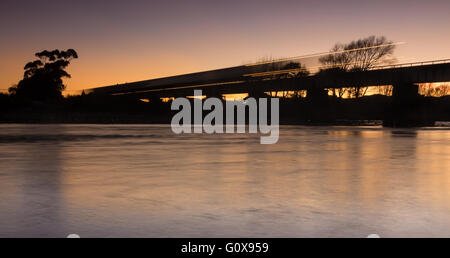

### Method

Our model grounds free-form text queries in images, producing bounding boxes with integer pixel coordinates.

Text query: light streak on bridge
[244,42,406,67]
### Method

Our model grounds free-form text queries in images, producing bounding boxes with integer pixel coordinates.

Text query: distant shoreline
[1,117,449,127]
[1,94,449,127]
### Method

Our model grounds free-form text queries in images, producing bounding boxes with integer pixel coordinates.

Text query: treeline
[1,91,449,125]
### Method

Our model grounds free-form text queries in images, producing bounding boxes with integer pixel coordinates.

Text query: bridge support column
[247,86,268,99]
[384,82,432,127]
[304,85,332,123]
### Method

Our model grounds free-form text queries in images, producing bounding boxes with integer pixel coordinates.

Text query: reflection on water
[0,124,450,237]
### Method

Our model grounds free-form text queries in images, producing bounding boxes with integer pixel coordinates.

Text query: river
[0,124,449,237]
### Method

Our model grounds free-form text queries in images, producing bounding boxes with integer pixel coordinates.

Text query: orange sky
[1,0,450,94]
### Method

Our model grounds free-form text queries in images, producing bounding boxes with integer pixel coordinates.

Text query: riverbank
[0,114,447,127]
[1,94,449,126]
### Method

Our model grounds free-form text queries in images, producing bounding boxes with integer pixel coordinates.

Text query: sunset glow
[2,0,450,93]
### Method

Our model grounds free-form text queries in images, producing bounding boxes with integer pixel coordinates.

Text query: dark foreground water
[0,124,449,238]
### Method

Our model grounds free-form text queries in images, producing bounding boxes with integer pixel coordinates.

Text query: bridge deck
[88,59,450,97]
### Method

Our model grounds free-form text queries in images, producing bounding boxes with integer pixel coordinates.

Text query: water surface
[0,124,449,237]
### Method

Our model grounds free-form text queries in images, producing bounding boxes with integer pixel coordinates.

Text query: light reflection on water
[0,124,450,237]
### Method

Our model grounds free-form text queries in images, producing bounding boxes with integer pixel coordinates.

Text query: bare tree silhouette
[281,62,310,79]
[419,83,450,97]
[377,85,394,96]
[320,36,396,98]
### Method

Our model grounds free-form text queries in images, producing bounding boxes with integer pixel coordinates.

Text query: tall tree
[319,36,396,98]
[9,49,78,102]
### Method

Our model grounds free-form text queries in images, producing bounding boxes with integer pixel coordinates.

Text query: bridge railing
[243,59,450,79]
[369,59,450,71]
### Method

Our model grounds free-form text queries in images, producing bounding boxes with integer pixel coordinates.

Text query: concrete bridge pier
[305,84,332,123]
[202,87,219,99]
[247,87,268,99]
[384,82,433,127]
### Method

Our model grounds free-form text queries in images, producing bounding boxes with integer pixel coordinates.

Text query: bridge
[88,58,450,100]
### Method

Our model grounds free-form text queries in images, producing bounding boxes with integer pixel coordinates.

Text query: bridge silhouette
[82,56,450,126]
[88,59,450,100]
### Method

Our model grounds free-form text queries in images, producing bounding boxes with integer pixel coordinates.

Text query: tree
[378,85,394,96]
[9,49,78,102]
[319,36,396,98]
[419,83,450,97]
[281,62,310,79]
